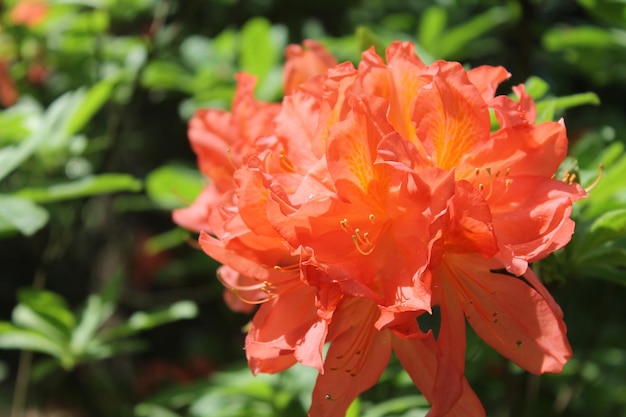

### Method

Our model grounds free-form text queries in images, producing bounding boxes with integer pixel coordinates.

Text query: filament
[584,163,604,192]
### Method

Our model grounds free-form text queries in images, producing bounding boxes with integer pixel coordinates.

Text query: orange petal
[442,255,572,374]
[246,285,327,373]
[413,61,491,171]
[310,298,392,417]
[466,65,510,102]
[284,40,337,95]
[490,176,585,263]
[359,42,428,147]
[392,334,485,417]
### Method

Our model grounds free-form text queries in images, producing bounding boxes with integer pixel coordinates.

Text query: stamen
[226,148,238,170]
[474,168,480,176]
[562,169,571,182]
[368,213,376,223]
[585,163,604,192]
[231,288,272,305]
[279,149,297,173]
[352,235,375,255]
[273,263,300,272]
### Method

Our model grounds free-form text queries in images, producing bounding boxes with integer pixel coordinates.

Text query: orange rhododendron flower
[174,40,586,417]
[0,61,18,107]
[9,0,48,27]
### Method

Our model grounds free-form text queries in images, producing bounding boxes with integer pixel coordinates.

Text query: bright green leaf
[65,77,119,137]
[345,397,361,417]
[0,195,49,236]
[0,323,65,358]
[12,305,71,346]
[240,17,276,81]
[524,76,551,100]
[361,395,429,417]
[146,164,204,209]
[141,61,195,92]
[15,174,142,204]
[438,4,520,58]
[536,92,600,119]
[135,403,184,417]
[417,6,447,52]
[101,301,198,340]
[144,228,190,254]
[17,289,76,331]
[579,209,626,253]
[356,26,386,57]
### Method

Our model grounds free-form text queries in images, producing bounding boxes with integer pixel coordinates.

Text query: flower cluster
[174,40,586,417]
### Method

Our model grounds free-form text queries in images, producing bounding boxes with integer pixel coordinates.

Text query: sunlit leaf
[65,76,119,136]
[437,4,521,58]
[0,195,49,236]
[100,301,198,340]
[15,174,142,203]
[0,323,65,358]
[135,403,184,417]
[579,209,626,253]
[240,17,276,81]
[146,163,204,209]
[417,6,447,53]
[356,26,386,57]
[144,228,190,254]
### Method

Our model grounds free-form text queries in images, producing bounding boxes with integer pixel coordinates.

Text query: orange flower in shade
[9,0,48,27]
[0,61,18,107]
[174,40,586,417]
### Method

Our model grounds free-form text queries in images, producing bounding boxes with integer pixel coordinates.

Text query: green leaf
[437,4,520,58]
[101,301,198,340]
[345,397,361,417]
[71,274,123,354]
[141,61,195,92]
[0,195,49,236]
[361,395,429,417]
[12,305,71,347]
[0,323,65,358]
[17,289,76,332]
[82,338,147,362]
[579,146,626,218]
[544,25,626,51]
[15,174,142,204]
[535,92,600,120]
[135,403,184,417]
[146,164,204,209]
[65,76,119,137]
[240,17,276,81]
[356,26,386,58]
[579,209,626,253]
[524,76,551,100]
[417,6,447,52]
[144,228,190,254]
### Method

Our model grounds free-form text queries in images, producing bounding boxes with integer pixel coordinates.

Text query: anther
[474,168,480,176]
[368,213,376,223]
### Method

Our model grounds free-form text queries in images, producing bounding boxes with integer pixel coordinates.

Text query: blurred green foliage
[0,0,624,416]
